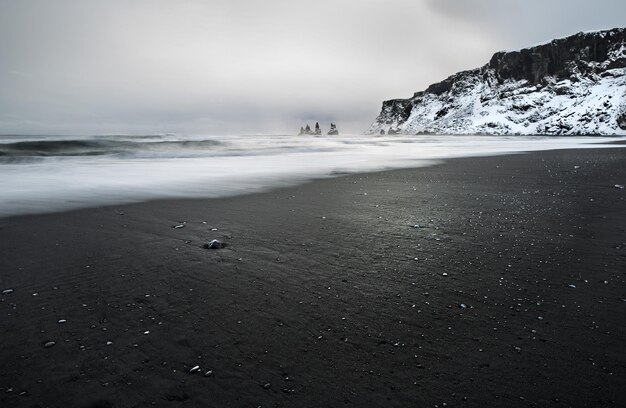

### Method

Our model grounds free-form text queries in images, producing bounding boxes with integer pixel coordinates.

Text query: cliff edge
[368,28,626,135]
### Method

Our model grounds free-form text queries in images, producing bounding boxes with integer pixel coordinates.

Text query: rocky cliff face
[368,28,626,135]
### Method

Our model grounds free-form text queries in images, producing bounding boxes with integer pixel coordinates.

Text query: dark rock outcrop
[618,111,626,130]
[299,124,313,135]
[298,122,334,136]
[328,123,339,135]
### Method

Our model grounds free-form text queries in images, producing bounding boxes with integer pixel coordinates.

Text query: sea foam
[0,134,624,217]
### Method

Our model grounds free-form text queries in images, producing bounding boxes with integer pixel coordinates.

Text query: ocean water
[0,133,624,218]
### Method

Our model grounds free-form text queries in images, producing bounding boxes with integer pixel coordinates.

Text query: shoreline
[1,134,625,219]
[1,147,625,407]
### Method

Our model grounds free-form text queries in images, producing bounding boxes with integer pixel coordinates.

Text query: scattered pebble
[143,331,150,335]
[173,224,185,229]
[205,239,224,249]
[568,284,576,289]
[189,366,200,374]
[614,184,624,189]
[57,319,67,324]
[262,383,271,390]
[106,341,113,346]
[411,224,421,229]
[2,289,14,294]
[459,303,467,309]
[442,273,448,277]
[44,341,56,348]
[204,370,213,377]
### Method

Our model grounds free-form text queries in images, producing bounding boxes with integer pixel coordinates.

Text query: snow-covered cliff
[368,28,626,135]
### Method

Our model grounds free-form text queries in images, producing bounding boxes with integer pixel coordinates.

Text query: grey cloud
[0,0,623,135]
[426,0,626,50]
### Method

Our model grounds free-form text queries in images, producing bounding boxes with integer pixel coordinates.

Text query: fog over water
[1,134,624,217]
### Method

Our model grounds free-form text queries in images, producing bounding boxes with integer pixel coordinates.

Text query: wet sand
[1,147,625,407]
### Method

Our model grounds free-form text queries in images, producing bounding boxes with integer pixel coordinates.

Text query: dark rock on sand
[204,239,224,249]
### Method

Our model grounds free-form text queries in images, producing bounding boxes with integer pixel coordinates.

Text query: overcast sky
[1,0,624,135]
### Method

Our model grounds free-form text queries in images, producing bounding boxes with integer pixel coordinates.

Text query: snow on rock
[368,28,626,136]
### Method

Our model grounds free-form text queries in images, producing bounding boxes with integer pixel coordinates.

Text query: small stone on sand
[44,341,56,348]
[2,289,14,294]
[58,319,67,324]
[189,365,200,374]
[205,240,224,249]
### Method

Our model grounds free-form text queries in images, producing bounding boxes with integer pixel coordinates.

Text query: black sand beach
[1,148,625,408]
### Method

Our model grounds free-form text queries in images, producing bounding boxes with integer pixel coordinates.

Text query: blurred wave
[0,133,624,217]
[0,137,224,160]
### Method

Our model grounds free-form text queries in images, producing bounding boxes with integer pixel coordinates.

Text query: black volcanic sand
[1,148,625,408]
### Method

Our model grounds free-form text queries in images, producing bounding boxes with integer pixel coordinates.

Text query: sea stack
[328,123,339,135]
[298,122,326,135]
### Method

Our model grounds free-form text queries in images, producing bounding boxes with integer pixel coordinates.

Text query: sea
[1,133,624,218]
